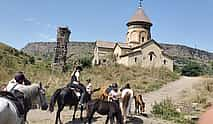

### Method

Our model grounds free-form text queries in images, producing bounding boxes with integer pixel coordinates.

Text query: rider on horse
[67,66,86,106]
[4,71,31,92]
[3,72,30,117]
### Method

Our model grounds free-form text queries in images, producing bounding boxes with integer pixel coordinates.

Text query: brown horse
[86,99,123,124]
[99,86,110,100]
[134,94,145,114]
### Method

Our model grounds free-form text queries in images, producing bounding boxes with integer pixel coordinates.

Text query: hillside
[0,42,34,81]
[22,41,213,64]
[0,42,179,98]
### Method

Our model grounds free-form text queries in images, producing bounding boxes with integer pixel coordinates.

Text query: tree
[181,62,203,76]
[29,56,35,64]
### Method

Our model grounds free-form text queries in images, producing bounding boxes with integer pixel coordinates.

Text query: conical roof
[127,7,152,26]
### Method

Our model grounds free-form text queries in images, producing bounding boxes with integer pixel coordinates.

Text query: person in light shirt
[4,72,28,92]
[86,79,92,94]
[108,83,120,105]
[67,66,86,106]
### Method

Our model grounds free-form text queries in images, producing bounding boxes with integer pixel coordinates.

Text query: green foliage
[181,62,203,76]
[152,98,195,124]
[82,65,179,93]
[79,56,92,68]
[29,56,35,64]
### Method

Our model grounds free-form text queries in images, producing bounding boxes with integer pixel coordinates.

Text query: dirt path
[143,76,203,114]
[27,76,204,124]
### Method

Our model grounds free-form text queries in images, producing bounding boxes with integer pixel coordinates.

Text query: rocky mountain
[22,41,213,63]
[22,41,95,61]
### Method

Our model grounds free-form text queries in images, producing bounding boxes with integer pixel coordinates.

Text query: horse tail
[123,92,131,112]
[49,88,61,112]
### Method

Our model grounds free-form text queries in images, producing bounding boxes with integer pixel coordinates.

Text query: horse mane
[17,84,40,101]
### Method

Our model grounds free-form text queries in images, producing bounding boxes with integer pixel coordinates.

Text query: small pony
[134,94,145,114]
[120,89,134,123]
[86,99,123,124]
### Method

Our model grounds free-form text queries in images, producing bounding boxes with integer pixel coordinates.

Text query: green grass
[81,64,179,93]
[151,98,195,124]
[0,42,180,99]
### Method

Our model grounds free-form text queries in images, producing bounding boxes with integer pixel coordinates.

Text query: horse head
[37,82,48,110]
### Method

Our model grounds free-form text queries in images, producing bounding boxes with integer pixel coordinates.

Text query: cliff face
[22,41,213,62]
[161,43,213,62]
[22,41,95,60]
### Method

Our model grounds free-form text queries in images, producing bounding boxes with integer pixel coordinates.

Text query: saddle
[0,90,25,117]
[68,87,81,98]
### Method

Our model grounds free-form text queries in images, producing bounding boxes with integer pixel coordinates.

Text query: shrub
[152,98,195,124]
[79,56,92,68]
[29,56,35,64]
[181,62,203,76]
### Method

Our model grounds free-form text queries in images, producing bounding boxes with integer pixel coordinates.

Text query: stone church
[92,3,173,71]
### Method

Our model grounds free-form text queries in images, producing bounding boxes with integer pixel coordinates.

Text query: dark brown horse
[86,99,123,124]
[134,94,145,114]
[49,82,100,124]
[49,83,98,124]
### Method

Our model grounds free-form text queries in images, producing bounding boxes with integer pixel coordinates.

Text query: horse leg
[105,115,109,124]
[80,105,84,120]
[72,105,77,120]
[57,104,64,124]
[134,100,137,114]
[55,109,59,124]
[135,103,139,115]
[109,113,115,124]
[87,109,96,124]
[122,108,127,124]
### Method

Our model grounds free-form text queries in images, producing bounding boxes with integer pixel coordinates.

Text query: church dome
[127,7,152,26]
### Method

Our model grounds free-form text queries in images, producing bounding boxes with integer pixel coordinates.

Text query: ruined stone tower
[53,27,71,72]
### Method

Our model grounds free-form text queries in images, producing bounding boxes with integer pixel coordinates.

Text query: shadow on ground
[65,116,101,124]
[127,116,144,124]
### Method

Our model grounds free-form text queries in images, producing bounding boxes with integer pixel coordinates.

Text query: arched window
[148,52,156,61]
[135,57,137,63]
[163,60,167,65]
[142,37,145,42]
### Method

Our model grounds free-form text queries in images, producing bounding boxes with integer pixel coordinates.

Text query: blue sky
[0,0,213,52]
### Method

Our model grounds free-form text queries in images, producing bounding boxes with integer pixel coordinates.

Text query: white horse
[0,97,25,124]
[0,82,48,124]
[120,88,134,123]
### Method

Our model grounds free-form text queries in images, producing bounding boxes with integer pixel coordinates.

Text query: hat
[86,79,91,83]
[112,83,118,88]
[76,66,83,71]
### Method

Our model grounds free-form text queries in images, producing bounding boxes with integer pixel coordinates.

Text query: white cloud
[24,17,41,25]
[24,18,35,22]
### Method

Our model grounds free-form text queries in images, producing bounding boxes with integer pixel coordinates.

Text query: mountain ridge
[21,41,213,63]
